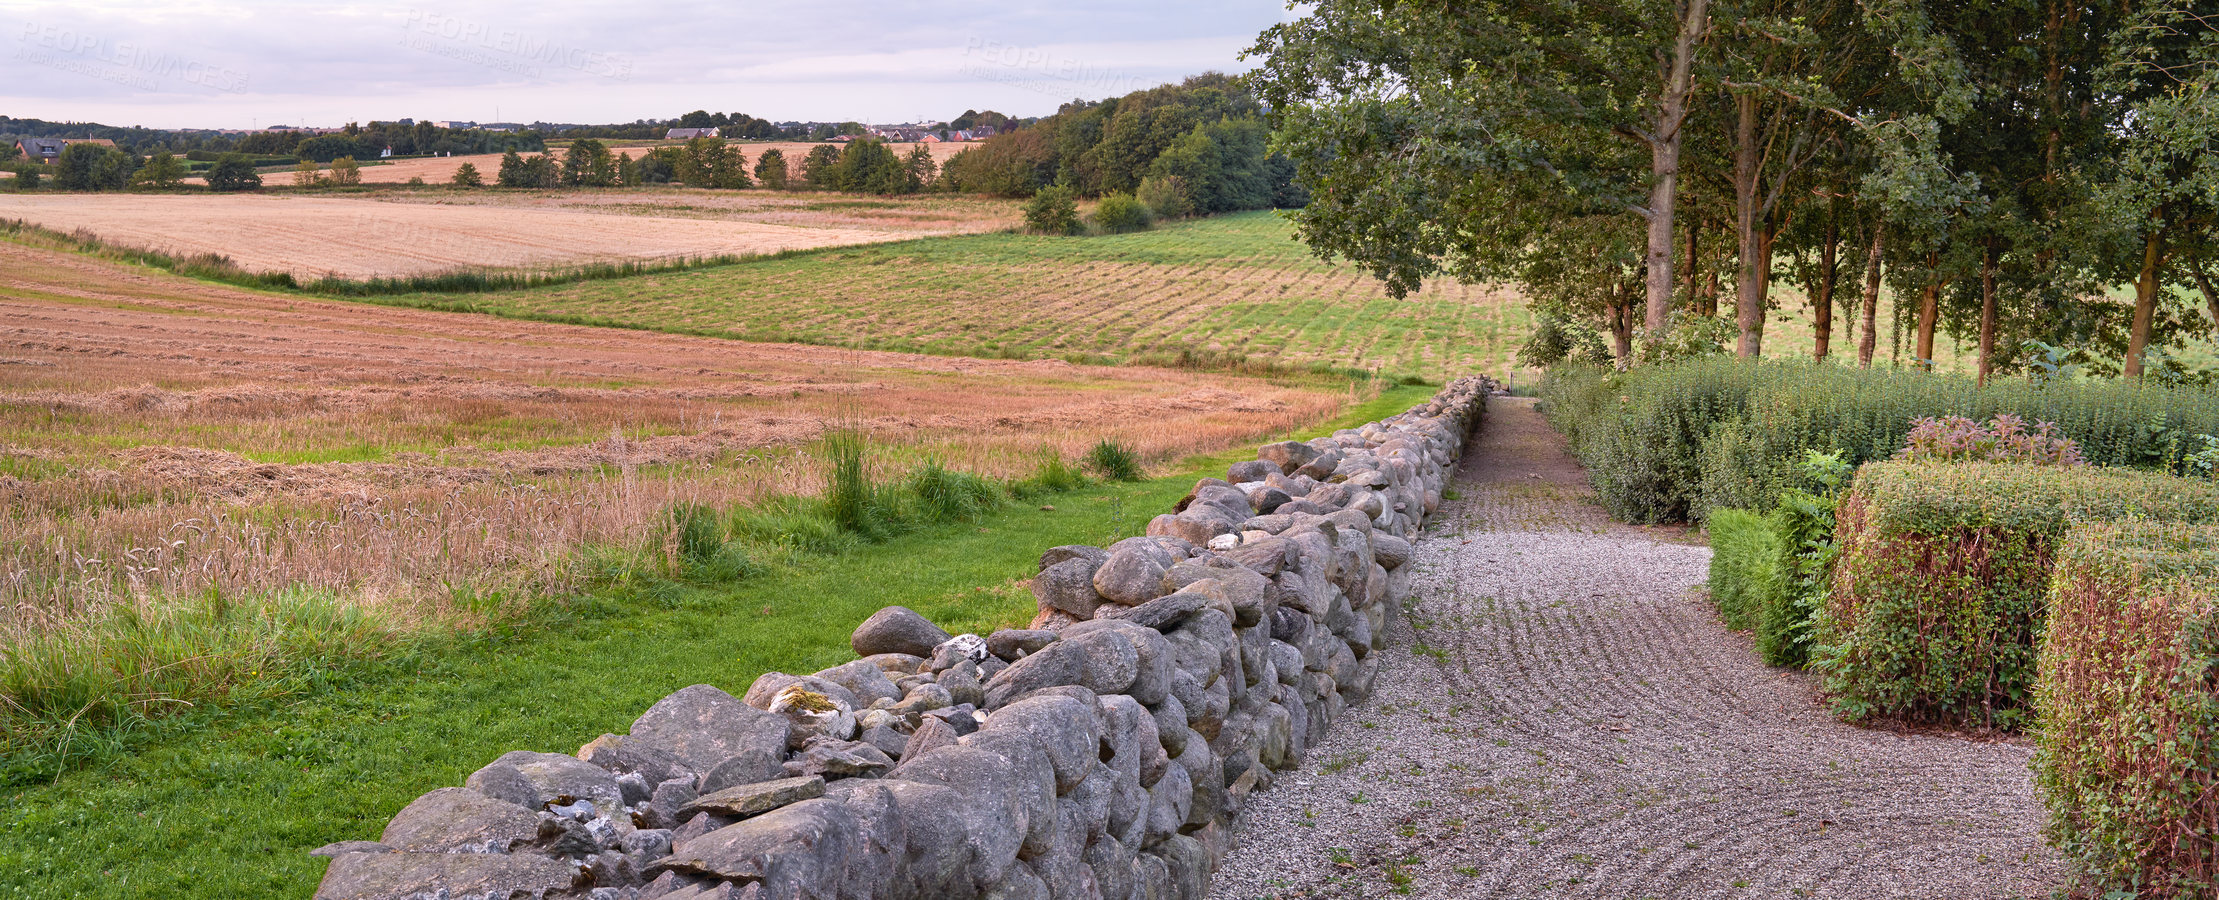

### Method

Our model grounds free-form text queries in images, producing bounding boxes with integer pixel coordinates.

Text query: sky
[0,1,1299,131]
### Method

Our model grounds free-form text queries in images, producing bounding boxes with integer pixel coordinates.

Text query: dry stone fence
[312,377,1492,900]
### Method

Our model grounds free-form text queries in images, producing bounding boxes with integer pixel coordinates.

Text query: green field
[367,212,1533,382]
[0,386,1433,900]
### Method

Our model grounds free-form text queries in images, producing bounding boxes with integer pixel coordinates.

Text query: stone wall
[313,377,1491,900]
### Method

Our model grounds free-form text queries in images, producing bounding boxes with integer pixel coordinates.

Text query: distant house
[918,133,942,143]
[15,137,116,164]
[830,134,857,143]
[968,125,998,138]
[665,127,720,140]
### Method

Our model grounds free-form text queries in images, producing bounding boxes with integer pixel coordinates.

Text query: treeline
[1252,1,2219,380]
[938,73,1304,213]
[484,137,941,194]
[0,117,543,159]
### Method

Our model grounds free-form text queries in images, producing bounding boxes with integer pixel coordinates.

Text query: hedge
[2035,522,2219,896]
[1538,358,2219,524]
[1706,508,1779,631]
[1816,461,2219,727]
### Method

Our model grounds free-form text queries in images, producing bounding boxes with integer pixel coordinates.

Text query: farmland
[204,140,969,185]
[0,191,1019,279]
[373,211,1537,382]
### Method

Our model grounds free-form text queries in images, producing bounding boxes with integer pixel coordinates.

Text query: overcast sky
[1,1,1297,130]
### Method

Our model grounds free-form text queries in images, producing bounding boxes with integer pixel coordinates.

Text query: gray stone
[1032,555,1108,618]
[617,772,653,807]
[579,733,693,788]
[938,660,986,708]
[1149,697,1190,758]
[630,685,792,778]
[669,810,733,846]
[812,658,902,708]
[1151,833,1211,900]
[979,693,1101,793]
[958,729,1059,858]
[1085,834,1140,900]
[1221,535,1294,576]
[620,829,674,864]
[1038,544,1109,572]
[681,775,826,820]
[378,787,545,853]
[895,745,1035,887]
[696,748,785,795]
[1096,590,1207,632]
[1268,640,1303,686]
[892,681,954,716]
[312,851,581,900]
[741,672,858,713]
[646,778,698,830]
[1256,441,1321,475]
[1243,485,1294,515]
[1097,694,1165,788]
[851,605,953,658]
[309,840,389,858]
[930,633,991,672]
[898,716,961,764]
[1227,459,1279,483]
[788,738,893,779]
[860,652,929,676]
[980,636,1088,708]
[768,685,856,748]
[986,629,1059,661]
[859,723,910,759]
[1093,540,1174,606]
[466,750,623,811]
[1145,759,1192,842]
[656,798,857,897]
[1294,448,1344,481]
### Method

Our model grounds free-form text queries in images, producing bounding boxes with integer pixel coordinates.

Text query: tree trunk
[1814,207,1839,361]
[1608,293,1635,365]
[1643,0,1709,337]
[1976,243,1998,385]
[1857,225,1883,368]
[1914,252,1941,369]
[2193,263,2219,333]
[2125,229,2165,377]
[1732,92,1763,358]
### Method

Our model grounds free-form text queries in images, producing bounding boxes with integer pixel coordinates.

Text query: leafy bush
[1897,414,2087,466]
[1023,184,1081,235]
[1539,357,2219,524]
[2034,522,2219,897]
[14,168,36,190]
[1705,509,1779,631]
[1758,482,1841,669]
[451,162,484,187]
[1082,440,1145,482]
[1817,461,2219,728]
[203,156,261,192]
[1091,192,1152,233]
[1136,175,1192,219]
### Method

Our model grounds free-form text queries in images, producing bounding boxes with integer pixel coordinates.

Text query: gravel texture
[1208,397,2065,899]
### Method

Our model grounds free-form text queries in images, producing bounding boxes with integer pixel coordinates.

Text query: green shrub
[1756,487,1839,669]
[1023,184,1081,235]
[906,462,1002,523]
[1091,192,1152,233]
[1539,357,2219,524]
[1136,175,1192,219]
[14,168,38,190]
[1817,461,2219,728]
[1706,509,1779,631]
[1012,453,1088,499]
[2035,522,2219,896]
[1083,440,1145,482]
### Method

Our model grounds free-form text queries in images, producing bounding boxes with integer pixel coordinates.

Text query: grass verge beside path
[0,385,1431,900]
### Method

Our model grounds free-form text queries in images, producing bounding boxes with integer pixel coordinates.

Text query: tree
[205,155,261,192]
[293,159,324,187]
[1246,0,1715,329]
[15,168,39,190]
[497,149,529,187]
[904,145,937,190]
[1023,184,1081,235]
[133,150,186,189]
[329,156,362,186]
[754,148,789,190]
[562,139,617,187]
[1136,175,1192,219]
[55,143,104,190]
[616,152,639,187]
[2099,4,2219,376]
[800,144,843,189]
[675,137,749,188]
[451,162,484,187]
[88,149,138,191]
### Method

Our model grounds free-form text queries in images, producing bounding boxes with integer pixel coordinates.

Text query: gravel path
[1209,397,2065,899]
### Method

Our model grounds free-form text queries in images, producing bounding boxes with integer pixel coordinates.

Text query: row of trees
[936,73,1304,213]
[483,137,941,194]
[20,143,259,192]
[1251,0,2219,379]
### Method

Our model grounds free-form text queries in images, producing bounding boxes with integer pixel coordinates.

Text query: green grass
[0,384,1431,900]
[340,213,1527,383]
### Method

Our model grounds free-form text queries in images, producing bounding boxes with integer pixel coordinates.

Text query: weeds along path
[1210,398,2064,899]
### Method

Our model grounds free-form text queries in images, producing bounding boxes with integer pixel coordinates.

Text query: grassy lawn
[0,384,1434,900]
[358,212,1531,383]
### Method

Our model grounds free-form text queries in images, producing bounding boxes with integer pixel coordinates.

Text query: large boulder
[1031,555,1107,619]
[851,606,953,658]
[629,685,791,785]
[313,851,580,900]
[681,775,826,820]
[655,798,858,897]
[1093,539,1175,607]
[378,788,545,853]
[465,750,622,811]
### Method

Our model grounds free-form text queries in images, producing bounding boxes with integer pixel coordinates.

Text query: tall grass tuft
[822,429,890,540]
[907,461,1002,523]
[1082,440,1146,482]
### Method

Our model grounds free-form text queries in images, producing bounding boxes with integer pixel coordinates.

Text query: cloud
[0,0,1286,129]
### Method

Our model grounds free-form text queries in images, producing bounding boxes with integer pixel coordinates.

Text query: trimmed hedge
[1706,508,1779,631]
[1817,461,2219,727]
[1538,358,2219,524]
[2035,522,2219,896]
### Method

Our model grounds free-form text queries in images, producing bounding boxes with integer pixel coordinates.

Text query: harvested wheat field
[371,187,1025,234]
[0,192,934,279]
[0,238,1365,633]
